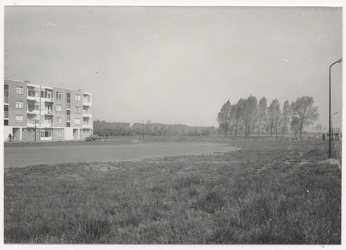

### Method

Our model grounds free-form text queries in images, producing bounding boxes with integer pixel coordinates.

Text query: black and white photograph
[2,0,344,247]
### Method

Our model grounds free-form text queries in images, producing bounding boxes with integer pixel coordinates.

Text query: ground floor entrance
[12,128,21,141]
[22,128,40,142]
[73,129,79,140]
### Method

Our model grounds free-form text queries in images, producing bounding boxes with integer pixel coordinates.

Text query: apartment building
[4,79,93,141]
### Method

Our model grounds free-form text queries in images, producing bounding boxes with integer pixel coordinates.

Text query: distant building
[4,79,93,141]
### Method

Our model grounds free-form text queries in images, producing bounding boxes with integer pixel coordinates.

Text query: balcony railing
[27,96,40,102]
[41,123,53,128]
[43,110,53,115]
[83,98,92,106]
[27,122,40,127]
[27,108,40,114]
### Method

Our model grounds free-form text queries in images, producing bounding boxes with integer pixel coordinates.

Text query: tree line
[217,96,320,139]
[93,120,218,137]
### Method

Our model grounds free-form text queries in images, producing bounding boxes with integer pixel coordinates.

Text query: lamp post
[329,58,342,158]
[140,120,145,140]
[332,112,338,141]
[35,114,37,142]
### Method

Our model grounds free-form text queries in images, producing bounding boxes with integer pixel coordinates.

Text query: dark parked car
[85,135,102,141]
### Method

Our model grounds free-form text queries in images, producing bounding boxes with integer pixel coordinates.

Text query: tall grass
[4,140,341,244]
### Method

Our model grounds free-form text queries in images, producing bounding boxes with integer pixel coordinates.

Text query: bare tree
[241,96,257,137]
[290,116,300,138]
[281,100,292,137]
[234,98,245,136]
[257,97,267,137]
[274,103,281,141]
[267,99,280,137]
[291,96,320,138]
[217,100,231,137]
[229,103,238,136]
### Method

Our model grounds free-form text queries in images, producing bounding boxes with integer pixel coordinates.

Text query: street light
[332,112,338,141]
[329,58,342,158]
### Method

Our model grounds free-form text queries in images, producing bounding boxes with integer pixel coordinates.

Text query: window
[66,92,71,109]
[83,95,91,103]
[56,117,62,124]
[75,118,81,125]
[4,120,8,126]
[16,101,23,109]
[66,121,70,127]
[4,105,9,118]
[75,106,81,113]
[27,116,36,124]
[28,89,34,97]
[28,103,39,112]
[56,104,62,112]
[75,94,81,101]
[41,130,52,137]
[83,118,89,126]
[41,90,52,99]
[4,84,9,103]
[55,130,63,138]
[16,115,23,123]
[56,92,62,99]
[66,110,70,115]
[16,86,24,94]
[28,89,38,97]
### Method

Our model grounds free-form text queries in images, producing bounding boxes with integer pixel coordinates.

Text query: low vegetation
[4,139,341,244]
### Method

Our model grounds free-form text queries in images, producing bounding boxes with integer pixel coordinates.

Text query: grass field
[4,138,341,244]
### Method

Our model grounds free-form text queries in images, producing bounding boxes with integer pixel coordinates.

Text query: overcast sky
[4,4,343,128]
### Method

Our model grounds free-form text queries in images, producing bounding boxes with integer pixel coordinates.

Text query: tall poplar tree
[291,96,319,138]
[268,99,280,137]
[217,100,231,137]
[257,97,267,137]
[281,100,292,137]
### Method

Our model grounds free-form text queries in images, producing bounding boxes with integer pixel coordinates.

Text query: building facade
[4,79,93,141]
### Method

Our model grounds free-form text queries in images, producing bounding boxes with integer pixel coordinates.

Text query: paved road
[3,141,236,168]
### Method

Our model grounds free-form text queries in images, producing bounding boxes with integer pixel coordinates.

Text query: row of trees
[217,96,320,139]
[94,119,218,137]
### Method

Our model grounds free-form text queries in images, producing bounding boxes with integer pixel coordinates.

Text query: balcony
[41,123,53,128]
[83,96,92,107]
[83,102,92,107]
[42,110,54,116]
[43,98,54,103]
[27,108,40,114]
[83,111,92,118]
[27,121,40,128]
[27,96,40,101]
[83,123,93,129]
